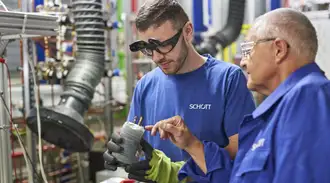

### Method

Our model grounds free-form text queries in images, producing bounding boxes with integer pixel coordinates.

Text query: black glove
[103,132,125,171]
[103,132,154,182]
[104,133,184,183]
[125,138,155,183]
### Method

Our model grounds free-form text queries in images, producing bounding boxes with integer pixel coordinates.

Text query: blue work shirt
[127,55,255,162]
[178,62,330,183]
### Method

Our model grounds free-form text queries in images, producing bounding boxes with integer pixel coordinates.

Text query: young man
[104,0,255,181]
[149,8,330,183]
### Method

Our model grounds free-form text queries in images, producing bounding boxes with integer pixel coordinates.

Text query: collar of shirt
[252,62,323,119]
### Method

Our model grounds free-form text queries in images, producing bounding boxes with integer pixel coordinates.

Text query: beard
[159,39,189,75]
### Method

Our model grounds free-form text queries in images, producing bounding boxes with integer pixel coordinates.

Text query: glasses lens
[242,49,251,58]
[129,41,147,52]
[141,48,153,56]
[157,44,174,54]
[241,42,254,58]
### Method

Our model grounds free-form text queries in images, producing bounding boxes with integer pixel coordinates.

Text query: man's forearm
[184,139,207,174]
[178,141,234,183]
[224,134,239,160]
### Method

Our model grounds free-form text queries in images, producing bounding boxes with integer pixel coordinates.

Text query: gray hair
[252,8,318,61]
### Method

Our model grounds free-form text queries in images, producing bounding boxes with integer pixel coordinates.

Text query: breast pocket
[235,148,272,183]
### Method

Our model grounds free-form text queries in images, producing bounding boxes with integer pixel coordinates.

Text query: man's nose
[152,50,164,62]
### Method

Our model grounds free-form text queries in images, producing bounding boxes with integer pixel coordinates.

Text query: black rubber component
[196,0,246,56]
[26,106,94,152]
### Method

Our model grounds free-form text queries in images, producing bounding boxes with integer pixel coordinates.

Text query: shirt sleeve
[224,69,256,137]
[273,83,330,183]
[178,141,233,183]
[126,80,143,122]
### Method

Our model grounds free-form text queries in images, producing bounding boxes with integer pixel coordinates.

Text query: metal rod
[23,38,36,183]
[0,63,13,183]
[104,75,113,135]
[138,117,143,126]
[123,0,133,108]
[77,153,85,183]
[21,0,37,182]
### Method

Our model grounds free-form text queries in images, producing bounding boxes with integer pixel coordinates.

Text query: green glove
[125,139,187,183]
[146,150,185,183]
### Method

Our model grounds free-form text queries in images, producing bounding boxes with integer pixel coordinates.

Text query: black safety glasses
[129,28,183,57]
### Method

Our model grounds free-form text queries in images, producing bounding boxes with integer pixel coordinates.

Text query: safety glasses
[129,28,183,57]
[240,38,276,58]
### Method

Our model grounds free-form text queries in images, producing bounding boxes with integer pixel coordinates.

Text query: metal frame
[0,63,12,183]
[0,2,57,182]
[123,0,134,108]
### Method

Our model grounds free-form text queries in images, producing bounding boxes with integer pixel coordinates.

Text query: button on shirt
[178,62,330,183]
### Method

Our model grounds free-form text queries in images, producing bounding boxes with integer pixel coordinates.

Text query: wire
[28,58,49,183]
[0,0,8,11]
[2,62,18,183]
[0,95,43,183]
[51,79,54,107]
[0,62,43,183]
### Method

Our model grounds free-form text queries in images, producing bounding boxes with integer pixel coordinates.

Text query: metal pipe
[104,71,113,136]
[23,38,37,183]
[0,64,12,183]
[124,0,133,108]
[21,0,38,181]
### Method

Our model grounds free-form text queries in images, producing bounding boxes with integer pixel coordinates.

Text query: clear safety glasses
[240,38,276,58]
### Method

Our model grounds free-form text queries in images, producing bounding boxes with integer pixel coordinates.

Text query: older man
[147,8,330,183]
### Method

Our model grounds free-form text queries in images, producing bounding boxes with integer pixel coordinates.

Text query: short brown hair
[135,0,189,32]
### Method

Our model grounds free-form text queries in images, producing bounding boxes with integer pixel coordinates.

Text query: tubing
[196,0,246,56]
[27,0,105,152]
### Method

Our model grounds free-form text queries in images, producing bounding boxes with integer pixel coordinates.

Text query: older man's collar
[252,62,323,119]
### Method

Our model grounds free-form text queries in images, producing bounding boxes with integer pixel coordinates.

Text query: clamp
[0,125,11,130]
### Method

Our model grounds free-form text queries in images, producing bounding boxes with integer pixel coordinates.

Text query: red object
[0,58,5,63]
[12,145,56,158]
[131,0,137,12]
[120,179,136,183]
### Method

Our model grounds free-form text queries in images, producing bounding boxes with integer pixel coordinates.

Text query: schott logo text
[189,104,212,110]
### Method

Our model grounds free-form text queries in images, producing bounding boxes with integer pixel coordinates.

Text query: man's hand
[146,116,207,173]
[127,139,185,183]
[104,132,185,183]
[103,132,125,171]
[125,139,156,183]
[145,115,200,151]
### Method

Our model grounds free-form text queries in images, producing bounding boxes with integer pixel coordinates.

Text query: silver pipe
[22,0,37,181]
[104,74,113,135]
[23,38,36,183]
[123,0,133,107]
[0,64,12,183]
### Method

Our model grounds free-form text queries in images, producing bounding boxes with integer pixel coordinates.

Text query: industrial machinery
[195,0,246,57]
[0,8,58,183]
[0,0,328,182]
[27,0,106,152]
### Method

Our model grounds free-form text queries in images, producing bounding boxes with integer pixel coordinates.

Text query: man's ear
[274,38,289,64]
[183,21,194,43]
